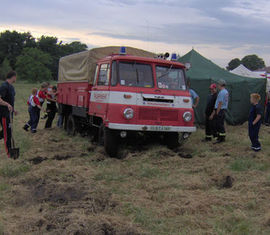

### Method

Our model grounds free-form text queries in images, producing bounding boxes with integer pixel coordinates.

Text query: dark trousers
[36,108,41,127]
[26,106,40,131]
[205,115,217,139]
[216,109,226,140]
[265,102,270,123]
[45,110,56,128]
[249,123,261,150]
[0,114,11,157]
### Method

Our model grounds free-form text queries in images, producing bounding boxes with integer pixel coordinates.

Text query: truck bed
[57,81,91,108]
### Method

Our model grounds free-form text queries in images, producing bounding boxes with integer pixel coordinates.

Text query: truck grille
[139,108,178,121]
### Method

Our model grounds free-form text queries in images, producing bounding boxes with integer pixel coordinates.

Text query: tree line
[227,54,265,71]
[0,30,87,81]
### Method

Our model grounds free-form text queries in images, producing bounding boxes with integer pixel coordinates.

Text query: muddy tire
[164,132,179,149]
[66,115,76,136]
[88,126,98,143]
[104,128,119,158]
[63,114,68,130]
[98,124,105,146]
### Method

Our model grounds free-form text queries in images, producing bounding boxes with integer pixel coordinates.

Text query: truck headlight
[123,108,134,120]
[183,111,192,122]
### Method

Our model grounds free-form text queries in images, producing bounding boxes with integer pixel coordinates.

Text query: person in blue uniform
[249,93,262,152]
[203,83,217,141]
[187,80,199,108]
[0,71,17,158]
[210,79,229,144]
[264,90,270,125]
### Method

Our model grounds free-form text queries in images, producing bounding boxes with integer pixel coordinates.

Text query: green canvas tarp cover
[178,49,266,125]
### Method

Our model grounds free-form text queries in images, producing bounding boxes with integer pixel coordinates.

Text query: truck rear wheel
[164,132,179,149]
[104,128,119,158]
[67,114,76,136]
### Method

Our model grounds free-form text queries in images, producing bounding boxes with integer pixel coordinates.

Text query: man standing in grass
[0,71,17,157]
[249,93,262,152]
[210,79,229,144]
[264,90,270,126]
[203,83,217,141]
[187,80,199,109]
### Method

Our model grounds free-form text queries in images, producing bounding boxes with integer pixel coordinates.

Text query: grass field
[1,81,270,234]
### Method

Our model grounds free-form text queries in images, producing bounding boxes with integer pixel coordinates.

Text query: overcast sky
[0,0,269,67]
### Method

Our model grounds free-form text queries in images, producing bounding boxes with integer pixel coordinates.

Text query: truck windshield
[118,62,154,88]
[156,66,186,90]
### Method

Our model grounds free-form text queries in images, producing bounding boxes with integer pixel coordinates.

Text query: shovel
[9,112,19,159]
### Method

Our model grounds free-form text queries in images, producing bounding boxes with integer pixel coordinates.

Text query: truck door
[90,63,110,119]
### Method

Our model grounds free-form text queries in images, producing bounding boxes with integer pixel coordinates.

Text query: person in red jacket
[36,82,48,125]
[23,88,42,133]
[37,82,48,106]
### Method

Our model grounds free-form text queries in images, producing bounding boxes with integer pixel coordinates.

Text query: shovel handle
[9,111,15,148]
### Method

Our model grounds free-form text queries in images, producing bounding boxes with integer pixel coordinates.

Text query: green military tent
[178,49,266,125]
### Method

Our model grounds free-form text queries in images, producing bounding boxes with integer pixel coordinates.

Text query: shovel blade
[10,148,20,159]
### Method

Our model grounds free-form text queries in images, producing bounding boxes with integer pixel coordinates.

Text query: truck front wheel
[104,128,119,158]
[164,132,179,149]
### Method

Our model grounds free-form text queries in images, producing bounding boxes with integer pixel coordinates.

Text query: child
[45,86,58,128]
[37,82,48,122]
[37,82,48,106]
[249,93,262,152]
[23,88,42,133]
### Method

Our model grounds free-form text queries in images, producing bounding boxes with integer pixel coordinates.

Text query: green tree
[37,36,61,80]
[60,41,88,55]
[0,30,36,68]
[15,48,52,82]
[37,37,87,80]
[241,54,265,71]
[0,30,88,80]
[227,58,241,71]
[0,58,12,80]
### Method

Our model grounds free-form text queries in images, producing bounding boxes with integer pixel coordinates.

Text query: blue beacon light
[171,53,177,61]
[120,46,126,55]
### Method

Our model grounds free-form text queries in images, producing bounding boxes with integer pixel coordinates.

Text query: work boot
[23,125,29,132]
[214,137,225,144]
[252,146,261,152]
[202,137,212,142]
[31,130,37,133]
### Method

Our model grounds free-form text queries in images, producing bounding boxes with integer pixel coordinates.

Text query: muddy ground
[1,83,270,234]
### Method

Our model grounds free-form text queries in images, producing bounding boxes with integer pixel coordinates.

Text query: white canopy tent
[231,64,263,78]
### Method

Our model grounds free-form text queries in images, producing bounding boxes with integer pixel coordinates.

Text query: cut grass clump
[214,214,253,235]
[137,165,162,179]
[122,203,163,231]
[0,222,3,235]
[0,162,30,178]
[94,171,127,183]
[230,158,270,172]
[0,183,9,192]
[138,166,162,179]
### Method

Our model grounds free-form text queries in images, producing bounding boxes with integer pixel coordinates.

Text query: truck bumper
[108,123,196,132]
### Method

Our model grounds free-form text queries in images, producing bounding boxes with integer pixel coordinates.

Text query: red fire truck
[57,47,196,157]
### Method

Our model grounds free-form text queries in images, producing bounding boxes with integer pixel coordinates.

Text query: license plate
[149,126,171,131]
